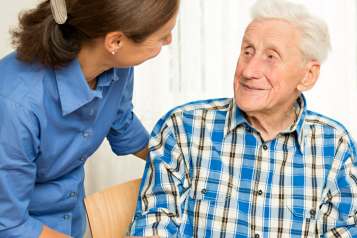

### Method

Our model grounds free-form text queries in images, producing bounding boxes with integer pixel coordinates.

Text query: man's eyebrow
[243,37,283,52]
[242,37,253,45]
[264,41,282,51]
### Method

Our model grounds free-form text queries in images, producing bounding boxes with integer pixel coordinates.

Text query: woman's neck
[77,41,111,89]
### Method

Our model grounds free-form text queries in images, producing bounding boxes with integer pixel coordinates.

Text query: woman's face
[112,10,179,68]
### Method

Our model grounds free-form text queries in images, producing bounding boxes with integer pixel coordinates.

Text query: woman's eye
[161,35,170,41]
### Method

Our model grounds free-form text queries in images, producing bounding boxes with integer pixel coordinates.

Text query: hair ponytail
[10,0,80,69]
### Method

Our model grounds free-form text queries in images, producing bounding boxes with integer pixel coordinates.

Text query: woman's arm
[133,144,149,160]
[39,225,72,238]
[107,68,150,158]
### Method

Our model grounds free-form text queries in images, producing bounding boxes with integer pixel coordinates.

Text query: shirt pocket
[186,176,238,237]
[286,199,318,236]
[189,175,237,202]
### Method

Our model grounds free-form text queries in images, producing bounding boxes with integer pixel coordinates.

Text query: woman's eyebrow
[161,33,170,40]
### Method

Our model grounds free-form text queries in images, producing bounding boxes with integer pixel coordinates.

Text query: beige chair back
[84,178,142,238]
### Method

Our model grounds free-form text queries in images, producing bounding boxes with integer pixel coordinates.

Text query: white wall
[0,0,39,57]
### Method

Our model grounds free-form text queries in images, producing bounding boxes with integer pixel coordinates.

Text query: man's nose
[242,54,263,80]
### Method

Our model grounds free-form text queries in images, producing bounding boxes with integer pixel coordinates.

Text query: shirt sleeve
[0,99,43,238]
[127,116,192,237]
[319,138,357,237]
[106,67,149,155]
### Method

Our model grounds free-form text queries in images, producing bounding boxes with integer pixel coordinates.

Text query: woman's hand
[39,225,73,238]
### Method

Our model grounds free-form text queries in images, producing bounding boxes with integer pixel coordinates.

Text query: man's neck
[244,101,297,141]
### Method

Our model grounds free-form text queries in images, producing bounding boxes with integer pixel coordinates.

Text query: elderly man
[128,0,357,237]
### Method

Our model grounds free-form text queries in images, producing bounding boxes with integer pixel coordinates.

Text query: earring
[112,51,115,55]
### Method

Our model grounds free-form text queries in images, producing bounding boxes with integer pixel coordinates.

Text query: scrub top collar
[55,58,119,116]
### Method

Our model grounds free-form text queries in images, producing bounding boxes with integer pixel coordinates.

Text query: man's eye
[268,55,275,59]
[245,52,251,56]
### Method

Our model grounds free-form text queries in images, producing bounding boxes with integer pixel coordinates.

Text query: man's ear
[104,32,124,54]
[297,61,320,92]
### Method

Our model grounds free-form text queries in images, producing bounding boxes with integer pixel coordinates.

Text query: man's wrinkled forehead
[241,19,300,52]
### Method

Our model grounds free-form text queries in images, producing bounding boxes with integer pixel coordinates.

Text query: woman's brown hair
[10,0,179,69]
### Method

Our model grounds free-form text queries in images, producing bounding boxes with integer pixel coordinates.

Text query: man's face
[234,19,306,114]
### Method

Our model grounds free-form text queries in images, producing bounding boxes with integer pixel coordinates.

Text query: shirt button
[134,215,139,219]
[80,157,85,161]
[70,192,75,197]
[64,215,69,220]
[258,190,263,196]
[201,189,207,194]
[83,132,90,138]
[262,144,268,150]
[255,234,260,238]
[310,209,316,215]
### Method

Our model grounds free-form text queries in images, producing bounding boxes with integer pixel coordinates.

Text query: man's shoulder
[305,110,356,149]
[305,110,349,134]
[151,98,232,134]
[161,98,232,121]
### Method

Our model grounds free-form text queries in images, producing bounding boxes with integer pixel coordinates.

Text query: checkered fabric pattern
[128,94,357,238]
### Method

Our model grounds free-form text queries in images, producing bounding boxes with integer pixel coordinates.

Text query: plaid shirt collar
[224,94,308,154]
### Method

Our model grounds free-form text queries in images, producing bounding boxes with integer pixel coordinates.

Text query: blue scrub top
[0,52,149,238]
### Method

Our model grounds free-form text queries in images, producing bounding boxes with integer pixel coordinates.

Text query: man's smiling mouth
[242,83,264,92]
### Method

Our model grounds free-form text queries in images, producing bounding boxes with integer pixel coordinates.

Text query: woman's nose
[162,34,172,46]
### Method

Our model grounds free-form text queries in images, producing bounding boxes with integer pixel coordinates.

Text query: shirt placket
[59,91,101,230]
[80,92,101,156]
[251,141,270,238]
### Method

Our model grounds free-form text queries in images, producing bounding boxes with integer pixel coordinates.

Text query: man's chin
[235,96,267,113]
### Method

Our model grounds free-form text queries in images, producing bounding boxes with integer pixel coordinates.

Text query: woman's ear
[297,61,320,92]
[104,32,124,54]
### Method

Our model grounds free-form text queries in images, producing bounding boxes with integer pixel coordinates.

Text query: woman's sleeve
[106,67,150,155]
[0,98,43,238]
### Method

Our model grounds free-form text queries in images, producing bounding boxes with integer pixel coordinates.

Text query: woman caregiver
[0,0,179,237]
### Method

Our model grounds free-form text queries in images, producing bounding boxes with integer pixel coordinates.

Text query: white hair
[250,0,331,64]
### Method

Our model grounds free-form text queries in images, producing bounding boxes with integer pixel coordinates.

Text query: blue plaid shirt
[128,95,357,238]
